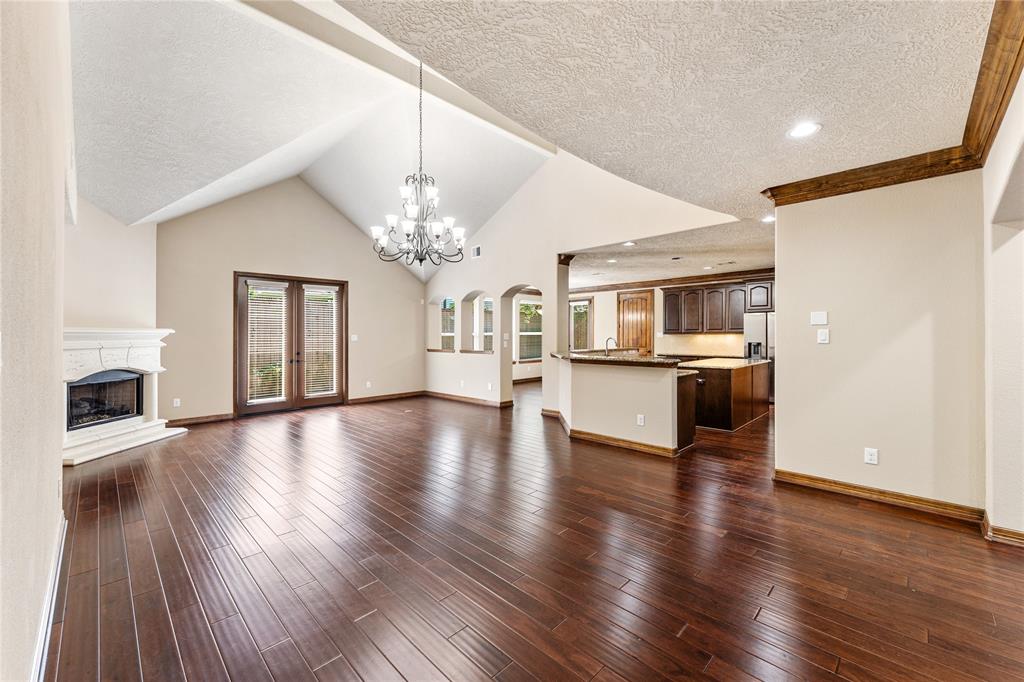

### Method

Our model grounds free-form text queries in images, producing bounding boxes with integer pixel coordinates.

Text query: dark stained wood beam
[762,0,1024,206]
[569,267,774,295]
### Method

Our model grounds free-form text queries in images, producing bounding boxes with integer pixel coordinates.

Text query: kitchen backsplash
[656,332,744,357]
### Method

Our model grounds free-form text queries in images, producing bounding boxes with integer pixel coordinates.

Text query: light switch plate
[817,328,830,344]
[810,311,828,325]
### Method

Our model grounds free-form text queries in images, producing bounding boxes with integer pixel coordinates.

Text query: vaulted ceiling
[69,0,551,280]
[343,0,992,222]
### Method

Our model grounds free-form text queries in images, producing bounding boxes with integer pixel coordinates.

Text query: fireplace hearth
[67,369,143,431]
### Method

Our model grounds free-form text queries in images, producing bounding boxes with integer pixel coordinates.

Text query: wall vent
[471,245,482,258]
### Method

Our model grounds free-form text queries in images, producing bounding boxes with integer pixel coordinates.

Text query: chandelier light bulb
[401,219,415,236]
[404,203,419,219]
[377,235,388,248]
[425,186,439,201]
[452,227,466,242]
[430,221,444,238]
[370,225,385,239]
[399,186,413,200]
[385,214,398,228]
[442,216,455,231]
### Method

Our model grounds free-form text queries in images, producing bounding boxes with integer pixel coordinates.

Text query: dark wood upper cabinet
[704,287,726,332]
[663,280,769,334]
[681,289,704,333]
[746,281,773,312]
[726,286,746,331]
[663,289,681,334]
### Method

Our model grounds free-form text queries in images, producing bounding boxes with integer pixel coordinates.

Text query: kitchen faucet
[604,337,617,355]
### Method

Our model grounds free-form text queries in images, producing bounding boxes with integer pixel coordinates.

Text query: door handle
[696,378,706,385]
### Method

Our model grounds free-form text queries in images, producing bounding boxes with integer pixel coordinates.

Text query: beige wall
[424,150,734,408]
[590,288,744,356]
[562,360,678,449]
[65,198,156,328]
[1,1,73,679]
[776,171,985,508]
[157,177,425,420]
[982,73,1024,532]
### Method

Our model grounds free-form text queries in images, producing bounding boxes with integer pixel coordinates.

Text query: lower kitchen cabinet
[690,362,770,431]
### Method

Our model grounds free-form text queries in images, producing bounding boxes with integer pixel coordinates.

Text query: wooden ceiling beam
[762,1,1024,206]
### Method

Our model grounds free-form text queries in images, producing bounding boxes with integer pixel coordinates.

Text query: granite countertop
[550,352,680,368]
[677,369,699,377]
[676,357,772,370]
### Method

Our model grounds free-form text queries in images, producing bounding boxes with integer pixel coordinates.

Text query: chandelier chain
[418,61,423,176]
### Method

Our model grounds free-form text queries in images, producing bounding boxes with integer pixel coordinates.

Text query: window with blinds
[482,298,494,351]
[570,300,592,350]
[518,302,542,360]
[247,280,288,403]
[303,284,338,397]
[440,297,455,350]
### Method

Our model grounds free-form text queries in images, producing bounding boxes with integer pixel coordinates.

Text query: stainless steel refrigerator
[743,312,775,402]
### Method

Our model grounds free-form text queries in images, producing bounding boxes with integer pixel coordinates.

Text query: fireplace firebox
[67,370,143,431]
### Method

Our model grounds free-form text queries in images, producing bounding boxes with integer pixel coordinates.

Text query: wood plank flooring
[44,383,1024,681]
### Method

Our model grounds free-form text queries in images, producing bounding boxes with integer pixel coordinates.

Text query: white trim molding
[62,328,186,465]
[31,513,67,681]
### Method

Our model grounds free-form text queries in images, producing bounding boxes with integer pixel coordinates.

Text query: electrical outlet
[460,379,465,388]
[365,380,372,389]
[172,398,181,408]
[351,334,359,342]
[487,382,493,391]
[636,414,645,426]
[864,447,878,465]
[817,328,830,344]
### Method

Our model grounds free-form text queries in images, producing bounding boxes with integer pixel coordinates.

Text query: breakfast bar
[677,357,771,431]
[551,350,698,456]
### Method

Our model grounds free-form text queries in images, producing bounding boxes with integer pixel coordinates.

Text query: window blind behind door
[247,280,288,403]
[303,285,337,397]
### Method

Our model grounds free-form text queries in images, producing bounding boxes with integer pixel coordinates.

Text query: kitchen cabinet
[746,281,773,312]
[681,289,703,333]
[663,289,681,334]
[681,359,771,431]
[726,286,746,331]
[664,284,750,334]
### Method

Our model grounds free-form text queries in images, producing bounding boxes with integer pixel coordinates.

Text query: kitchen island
[677,357,771,431]
[551,350,698,456]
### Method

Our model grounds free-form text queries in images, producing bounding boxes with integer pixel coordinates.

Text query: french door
[234,272,347,416]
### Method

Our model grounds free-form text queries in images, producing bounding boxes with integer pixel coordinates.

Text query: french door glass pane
[304,286,337,397]
[247,282,288,403]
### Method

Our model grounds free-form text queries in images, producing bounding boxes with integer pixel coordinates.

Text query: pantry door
[234,273,347,416]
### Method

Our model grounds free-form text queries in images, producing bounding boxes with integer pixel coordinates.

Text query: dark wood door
[663,289,681,334]
[235,272,347,416]
[681,289,703,333]
[726,285,747,331]
[704,288,726,332]
[746,281,773,312]
[617,289,654,355]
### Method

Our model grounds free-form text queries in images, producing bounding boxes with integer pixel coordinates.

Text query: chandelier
[370,61,465,266]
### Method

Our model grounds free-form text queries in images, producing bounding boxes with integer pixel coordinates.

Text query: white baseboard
[31,513,67,681]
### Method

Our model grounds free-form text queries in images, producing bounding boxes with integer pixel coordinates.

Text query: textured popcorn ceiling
[570,221,775,289]
[342,0,992,223]
[69,0,550,281]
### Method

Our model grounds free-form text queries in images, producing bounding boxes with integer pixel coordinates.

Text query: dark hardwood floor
[44,383,1024,681]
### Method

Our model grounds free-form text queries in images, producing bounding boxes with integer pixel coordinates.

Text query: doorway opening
[233,272,347,417]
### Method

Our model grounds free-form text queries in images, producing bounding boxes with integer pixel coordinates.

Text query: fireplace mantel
[62,327,186,465]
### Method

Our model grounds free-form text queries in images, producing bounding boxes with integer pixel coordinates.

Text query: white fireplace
[62,328,186,465]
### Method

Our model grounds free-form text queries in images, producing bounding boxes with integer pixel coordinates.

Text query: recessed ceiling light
[761,215,776,223]
[671,256,681,261]
[622,241,636,247]
[607,259,617,263]
[703,266,713,270]
[787,121,821,139]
